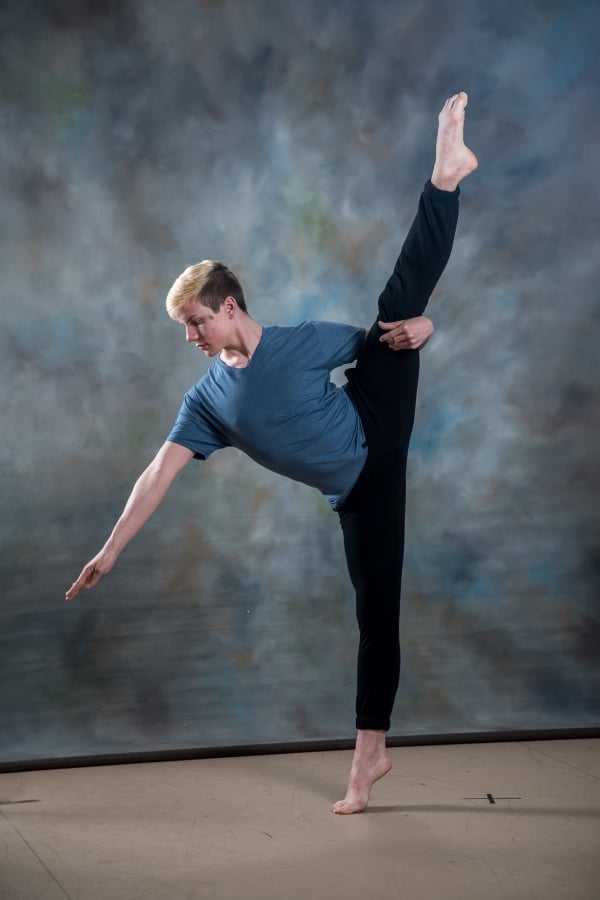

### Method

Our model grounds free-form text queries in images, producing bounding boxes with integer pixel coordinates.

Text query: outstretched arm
[66,441,194,601]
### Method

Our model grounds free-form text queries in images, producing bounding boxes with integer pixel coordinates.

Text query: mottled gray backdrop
[1,0,598,762]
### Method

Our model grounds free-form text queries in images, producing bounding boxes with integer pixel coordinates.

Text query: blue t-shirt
[167,320,368,508]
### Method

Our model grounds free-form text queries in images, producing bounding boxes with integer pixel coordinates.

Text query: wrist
[103,536,122,561]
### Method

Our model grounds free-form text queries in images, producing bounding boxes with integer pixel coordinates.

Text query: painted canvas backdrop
[1,0,598,761]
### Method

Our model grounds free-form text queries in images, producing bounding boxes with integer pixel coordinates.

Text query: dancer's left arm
[378,315,434,351]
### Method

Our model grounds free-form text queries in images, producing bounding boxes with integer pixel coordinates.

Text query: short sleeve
[167,390,230,460]
[311,321,365,370]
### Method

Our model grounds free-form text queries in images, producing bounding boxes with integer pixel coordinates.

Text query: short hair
[165,261,247,319]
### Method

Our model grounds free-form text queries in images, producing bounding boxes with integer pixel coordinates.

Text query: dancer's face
[176,298,234,357]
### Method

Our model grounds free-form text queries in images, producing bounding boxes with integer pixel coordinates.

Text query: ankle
[355,729,387,753]
[431,171,460,192]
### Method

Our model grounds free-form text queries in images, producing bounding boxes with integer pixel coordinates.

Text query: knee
[355,583,401,633]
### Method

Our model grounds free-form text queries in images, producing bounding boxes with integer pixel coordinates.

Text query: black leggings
[338,180,460,731]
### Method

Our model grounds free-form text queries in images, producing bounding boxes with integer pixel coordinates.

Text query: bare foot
[332,730,392,815]
[431,91,478,192]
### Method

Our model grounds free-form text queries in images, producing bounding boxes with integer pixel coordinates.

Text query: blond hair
[165,261,247,319]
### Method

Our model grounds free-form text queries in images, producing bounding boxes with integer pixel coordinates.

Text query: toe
[452,91,468,113]
[332,797,366,815]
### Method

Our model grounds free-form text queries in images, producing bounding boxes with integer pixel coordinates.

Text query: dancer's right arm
[65,441,194,601]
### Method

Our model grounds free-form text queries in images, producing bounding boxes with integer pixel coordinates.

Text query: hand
[378,316,434,351]
[66,547,117,601]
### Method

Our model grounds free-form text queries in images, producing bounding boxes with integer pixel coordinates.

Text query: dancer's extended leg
[333,91,477,816]
[432,92,478,192]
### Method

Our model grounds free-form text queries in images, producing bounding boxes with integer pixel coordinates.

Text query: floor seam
[0,808,75,900]
[519,742,600,781]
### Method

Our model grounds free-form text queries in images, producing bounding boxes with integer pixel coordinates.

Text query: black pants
[338,180,460,731]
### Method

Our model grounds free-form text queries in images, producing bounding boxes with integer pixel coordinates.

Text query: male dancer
[67,92,477,814]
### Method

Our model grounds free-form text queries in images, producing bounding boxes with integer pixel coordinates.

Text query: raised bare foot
[431,91,478,192]
[332,729,392,815]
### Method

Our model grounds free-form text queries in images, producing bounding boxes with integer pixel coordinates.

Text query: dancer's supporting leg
[333,91,478,815]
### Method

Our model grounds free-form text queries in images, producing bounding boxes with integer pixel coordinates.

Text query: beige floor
[1,739,599,900]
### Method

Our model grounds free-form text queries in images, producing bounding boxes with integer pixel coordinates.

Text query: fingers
[377,320,404,331]
[378,320,411,349]
[66,573,87,601]
[65,579,83,601]
[65,564,100,601]
[393,334,420,350]
[378,320,407,343]
[379,317,434,351]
